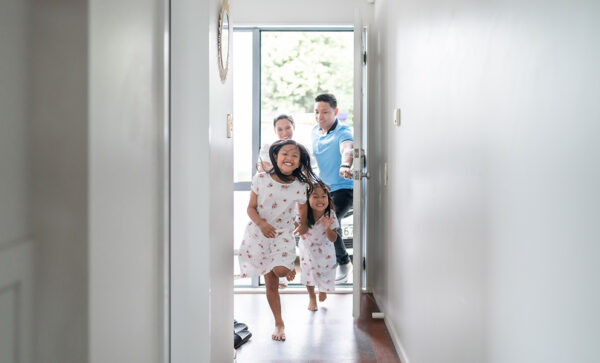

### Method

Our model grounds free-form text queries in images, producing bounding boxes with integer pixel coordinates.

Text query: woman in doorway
[257,114,296,172]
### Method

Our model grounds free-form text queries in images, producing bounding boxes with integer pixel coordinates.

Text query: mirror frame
[217,0,231,83]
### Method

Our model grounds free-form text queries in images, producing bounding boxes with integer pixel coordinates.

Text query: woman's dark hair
[268,139,317,184]
[273,114,295,127]
[315,93,337,109]
[306,179,336,228]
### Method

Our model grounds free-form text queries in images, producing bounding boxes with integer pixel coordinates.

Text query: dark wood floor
[234,292,401,362]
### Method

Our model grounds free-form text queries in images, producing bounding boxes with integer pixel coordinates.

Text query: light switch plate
[384,162,388,186]
[227,113,233,138]
[394,108,401,126]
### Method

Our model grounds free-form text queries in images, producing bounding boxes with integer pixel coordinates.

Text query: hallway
[234,292,401,362]
[2,0,599,361]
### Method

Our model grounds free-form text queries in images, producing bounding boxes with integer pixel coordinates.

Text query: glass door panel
[233,31,254,184]
[260,31,354,156]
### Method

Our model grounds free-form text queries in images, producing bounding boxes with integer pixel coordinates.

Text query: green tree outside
[261,31,354,126]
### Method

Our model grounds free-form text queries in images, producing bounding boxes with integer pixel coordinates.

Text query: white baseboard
[372,291,411,363]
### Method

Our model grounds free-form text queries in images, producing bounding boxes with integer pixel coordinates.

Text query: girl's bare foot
[285,269,296,281]
[318,291,327,302]
[308,295,318,311]
[272,323,286,341]
[278,277,288,289]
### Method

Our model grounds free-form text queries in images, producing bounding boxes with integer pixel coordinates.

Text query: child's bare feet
[278,277,288,289]
[272,323,286,341]
[308,294,318,311]
[318,291,327,302]
[285,269,296,281]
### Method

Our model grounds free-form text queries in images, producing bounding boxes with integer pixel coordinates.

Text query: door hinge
[363,51,367,64]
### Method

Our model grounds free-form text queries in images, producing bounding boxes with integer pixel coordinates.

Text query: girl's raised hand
[258,220,276,238]
[320,215,335,229]
[294,223,308,236]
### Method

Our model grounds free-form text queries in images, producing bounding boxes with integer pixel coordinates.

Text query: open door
[352,9,369,318]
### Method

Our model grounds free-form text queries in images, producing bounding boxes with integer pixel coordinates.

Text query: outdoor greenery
[261,31,354,125]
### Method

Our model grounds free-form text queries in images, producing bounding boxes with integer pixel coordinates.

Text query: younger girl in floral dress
[298,179,339,311]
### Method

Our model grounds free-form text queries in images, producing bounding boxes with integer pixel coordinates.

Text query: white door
[352,9,369,318]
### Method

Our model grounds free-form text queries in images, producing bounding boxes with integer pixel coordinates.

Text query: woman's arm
[257,143,271,172]
[257,161,271,172]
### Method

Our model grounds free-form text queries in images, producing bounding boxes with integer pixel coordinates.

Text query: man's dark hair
[315,93,337,109]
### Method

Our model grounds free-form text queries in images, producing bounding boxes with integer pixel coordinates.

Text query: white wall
[171,0,233,361]
[89,0,166,362]
[29,1,89,362]
[0,0,29,247]
[371,0,600,362]
[2,1,92,362]
[234,0,373,26]
[0,1,33,362]
[207,0,235,360]
[170,0,211,361]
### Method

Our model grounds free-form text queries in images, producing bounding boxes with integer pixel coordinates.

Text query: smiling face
[274,118,295,140]
[314,101,338,132]
[275,144,301,175]
[308,186,329,212]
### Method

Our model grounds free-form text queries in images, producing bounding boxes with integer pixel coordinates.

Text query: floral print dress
[298,214,339,292]
[239,172,307,277]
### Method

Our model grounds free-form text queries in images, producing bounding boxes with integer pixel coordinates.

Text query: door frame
[232,26,357,289]
[352,9,370,318]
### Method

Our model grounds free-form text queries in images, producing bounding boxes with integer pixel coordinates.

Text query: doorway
[232,28,356,289]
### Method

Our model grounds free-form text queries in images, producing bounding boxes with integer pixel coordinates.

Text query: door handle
[352,148,370,180]
[353,170,370,180]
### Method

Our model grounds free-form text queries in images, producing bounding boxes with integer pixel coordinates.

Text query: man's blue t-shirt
[312,120,354,192]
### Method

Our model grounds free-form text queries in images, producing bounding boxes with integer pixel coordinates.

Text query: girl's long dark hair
[268,139,317,184]
[306,179,336,228]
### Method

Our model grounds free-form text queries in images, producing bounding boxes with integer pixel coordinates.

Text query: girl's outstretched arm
[294,202,308,235]
[247,191,276,238]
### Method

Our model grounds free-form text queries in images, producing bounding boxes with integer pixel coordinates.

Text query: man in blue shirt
[311,93,354,283]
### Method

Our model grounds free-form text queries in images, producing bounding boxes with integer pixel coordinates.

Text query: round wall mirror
[218,0,231,82]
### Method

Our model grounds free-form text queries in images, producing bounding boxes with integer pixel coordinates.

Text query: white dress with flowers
[239,172,307,277]
[298,214,339,292]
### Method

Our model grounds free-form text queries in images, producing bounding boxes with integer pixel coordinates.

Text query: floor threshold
[234,286,353,294]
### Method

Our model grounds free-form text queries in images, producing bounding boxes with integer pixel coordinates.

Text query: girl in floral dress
[239,139,316,341]
[299,179,339,311]
[257,114,299,289]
